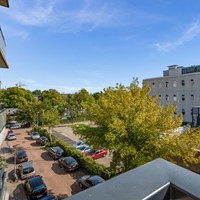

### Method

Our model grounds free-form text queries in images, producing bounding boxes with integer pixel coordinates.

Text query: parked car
[15,149,28,164]
[17,161,35,179]
[47,146,64,160]
[78,175,105,189]
[76,145,91,153]
[58,156,79,172]
[85,149,107,159]
[7,129,14,134]
[11,123,21,129]
[36,136,48,146]
[31,132,40,140]
[7,133,16,141]
[24,175,47,200]
[73,140,85,148]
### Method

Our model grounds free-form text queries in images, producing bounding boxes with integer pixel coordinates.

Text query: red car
[86,149,107,159]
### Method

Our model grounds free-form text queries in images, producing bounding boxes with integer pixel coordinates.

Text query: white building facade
[143,65,200,126]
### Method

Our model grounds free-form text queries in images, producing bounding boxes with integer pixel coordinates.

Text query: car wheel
[79,182,83,189]
[58,163,62,168]
[64,167,69,172]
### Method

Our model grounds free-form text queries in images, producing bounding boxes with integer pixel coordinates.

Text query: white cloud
[3,0,119,32]
[153,21,200,52]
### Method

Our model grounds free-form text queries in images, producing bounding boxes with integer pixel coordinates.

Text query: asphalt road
[53,124,112,168]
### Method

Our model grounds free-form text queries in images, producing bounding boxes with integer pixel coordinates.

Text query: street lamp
[13,144,19,182]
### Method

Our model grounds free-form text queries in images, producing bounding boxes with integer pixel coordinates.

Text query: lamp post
[13,144,19,182]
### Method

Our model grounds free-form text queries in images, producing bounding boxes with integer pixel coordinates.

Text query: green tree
[74,79,186,172]
[0,87,35,108]
[43,107,60,143]
[39,89,65,116]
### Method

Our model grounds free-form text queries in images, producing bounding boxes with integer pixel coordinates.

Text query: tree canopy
[73,79,200,172]
[0,87,35,108]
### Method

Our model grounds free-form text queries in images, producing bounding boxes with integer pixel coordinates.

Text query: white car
[76,145,91,153]
[10,123,21,129]
[7,133,17,141]
[31,132,40,140]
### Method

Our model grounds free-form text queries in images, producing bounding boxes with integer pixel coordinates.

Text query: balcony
[65,158,200,200]
[0,0,9,7]
[0,28,8,68]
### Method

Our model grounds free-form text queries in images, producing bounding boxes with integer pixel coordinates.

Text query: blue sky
[0,0,200,93]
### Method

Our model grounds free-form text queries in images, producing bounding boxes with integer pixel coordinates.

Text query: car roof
[16,149,26,154]
[19,161,33,169]
[63,156,76,162]
[88,175,105,184]
[28,176,44,187]
[51,146,63,151]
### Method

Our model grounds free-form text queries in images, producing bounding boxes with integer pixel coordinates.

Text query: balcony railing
[0,28,6,59]
[65,158,200,200]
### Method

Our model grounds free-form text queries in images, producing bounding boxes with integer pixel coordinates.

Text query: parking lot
[3,128,85,199]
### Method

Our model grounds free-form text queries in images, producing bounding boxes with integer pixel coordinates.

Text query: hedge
[35,128,112,180]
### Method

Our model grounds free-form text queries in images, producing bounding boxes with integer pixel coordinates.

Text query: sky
[0,0,200,93]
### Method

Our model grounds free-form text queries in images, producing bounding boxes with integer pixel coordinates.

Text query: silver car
[17,161,35,179]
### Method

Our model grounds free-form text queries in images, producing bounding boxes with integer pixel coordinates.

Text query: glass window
[173,81,177,87]
[191,94,194,100]
[191,79,194,85]
[182,95,185,101]
[166,95,169,101]
[181,80,185,86]
[159,95,161,100]
[173,95,177,101]
[166,82,169,87]
[182,109,185,115]
[152,82,155,88]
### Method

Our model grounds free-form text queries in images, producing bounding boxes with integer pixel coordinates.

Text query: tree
[74,79,188,172]
[39,89,66,116]
[43,107,60,143]
[65,89,95,121]
[0,87,35,108]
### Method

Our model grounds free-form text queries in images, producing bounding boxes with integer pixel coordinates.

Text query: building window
[182,80,185,86]
[159,95,161,100]
[191,94,194,100]
[166,82,169,87]
[152,82,155,88]
[166,95,169,101]
[182,95,185,101]
[191,79,194,85]
[182,109,185,115]
[173,81,177,87]
[173,95,177,101]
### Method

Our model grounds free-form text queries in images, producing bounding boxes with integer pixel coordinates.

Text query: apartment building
[143,65,200,127]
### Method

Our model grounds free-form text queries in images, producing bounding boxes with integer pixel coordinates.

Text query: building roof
[0,0,9,7]
[65,158,200,200]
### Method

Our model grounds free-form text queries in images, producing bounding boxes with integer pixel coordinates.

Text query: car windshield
[17,150,26,157]
[89,176,105,185]
[41,137,48,141]
[9,134,15,137]
[77,146,86,151]
[64,157,77,166]
[88,150,96,155]
[33,184,46,193]
[23,167,34,174]
[53,147,63,153]
[77,141,83,146]
[32,132,39,136]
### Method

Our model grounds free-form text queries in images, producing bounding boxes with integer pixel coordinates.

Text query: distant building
[144,65,200,126]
